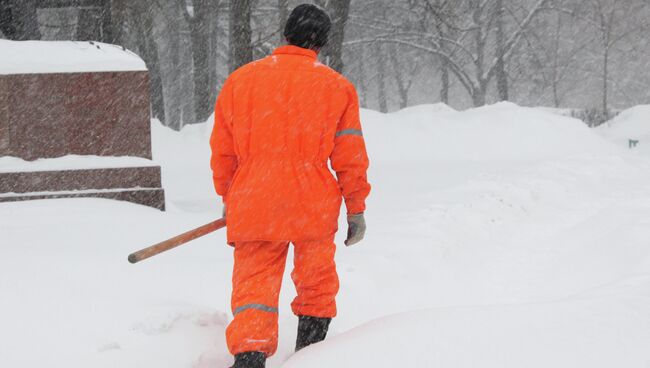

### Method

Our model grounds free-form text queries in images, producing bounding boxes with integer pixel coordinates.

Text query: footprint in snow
[131,311,229,335]
[97,341,121,352]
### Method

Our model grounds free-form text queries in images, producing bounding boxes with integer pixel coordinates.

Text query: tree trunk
[433,3,450,105]
[472,83,487,107]
[377,45,388,113]
[109,0,128,45]
[208,1,220,108]
[495,0,508,101]
[278,0,289,42]
[100,0,113,43]
[9,0,41,40]
[77,7,102,41]
[356,45,368,107]
[162,0,183,130]
[602,45,609,118]
[189,0,213,123]
[600,7,613,120]
[130,2,165,124]
[471,0,486,106]
[388,45,408,109]
[440,60,449,104]
[551,9,561,107]
[76,1,113,42]
[229,0,252,73]
[321,0,350,73]
[0,0,17,39]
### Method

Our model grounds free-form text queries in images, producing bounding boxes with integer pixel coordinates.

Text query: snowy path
[1,103,649,367]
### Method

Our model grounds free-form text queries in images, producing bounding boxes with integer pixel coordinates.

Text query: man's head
[283,4,331,51]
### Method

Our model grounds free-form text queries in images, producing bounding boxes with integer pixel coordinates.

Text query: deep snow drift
[1,103,649,368]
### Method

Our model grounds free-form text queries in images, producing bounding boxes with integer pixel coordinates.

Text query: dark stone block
[0,188,165,210]
[0,71,151,161]
[0,166,165,209]
[0,166,162,193]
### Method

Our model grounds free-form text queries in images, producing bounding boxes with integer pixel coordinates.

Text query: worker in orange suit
[210,4,370,368]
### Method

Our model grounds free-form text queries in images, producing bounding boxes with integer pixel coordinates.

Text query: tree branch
[345,37,478,94]
[485,0,549,81]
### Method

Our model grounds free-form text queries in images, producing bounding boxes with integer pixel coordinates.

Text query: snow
[286,294,650,368]
[597,105,650,155]
[365,102,624,164]
[0,155,157,173]
[1,102,650,368]
[0,40,147,75]
[0,187,159,198]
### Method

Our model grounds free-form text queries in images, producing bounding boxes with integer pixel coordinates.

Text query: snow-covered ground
[1,102,649,368]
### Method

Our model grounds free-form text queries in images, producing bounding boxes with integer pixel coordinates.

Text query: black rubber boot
[230,351,266,368]
[295,316,332,351]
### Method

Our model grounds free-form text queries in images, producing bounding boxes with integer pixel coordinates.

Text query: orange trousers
[225,237,339,356]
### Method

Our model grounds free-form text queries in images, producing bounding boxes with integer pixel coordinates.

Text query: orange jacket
[210,45,370,242]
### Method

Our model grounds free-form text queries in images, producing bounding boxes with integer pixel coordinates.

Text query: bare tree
[109,0,128,45]
[208,1,222,108]
[76,6,100,40]
[514,0,595,107]
[431,1,452,103]
[18,0,650,125]
[388,44,421,109]
[278,0,288,42]
[0,0,13,38]
[376,43,388,112]
[0,0,41,40]
[320,0,351,73]
[494,0,508,100]
[179,0,217,122]
[155,0,184,129]
[347,0,550,106]
[586,0,647,115]
[229,0,252,73]
[129,1,165,123]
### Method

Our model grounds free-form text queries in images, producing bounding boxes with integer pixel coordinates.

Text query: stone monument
[0,40,165,210]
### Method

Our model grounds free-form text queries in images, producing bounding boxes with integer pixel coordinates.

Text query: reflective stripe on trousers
[234,303,278,316]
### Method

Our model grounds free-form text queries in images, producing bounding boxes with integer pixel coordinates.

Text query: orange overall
[210,45,370,357]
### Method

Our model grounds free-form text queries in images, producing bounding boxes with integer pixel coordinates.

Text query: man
[210,4,370,368]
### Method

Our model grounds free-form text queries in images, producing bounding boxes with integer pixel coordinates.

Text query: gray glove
[344,213,366,246]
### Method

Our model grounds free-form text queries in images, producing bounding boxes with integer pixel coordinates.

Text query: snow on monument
[0,40,165,210]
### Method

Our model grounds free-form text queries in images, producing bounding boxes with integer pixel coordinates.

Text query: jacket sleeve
[210,79,238,201]
[330,83,371,215]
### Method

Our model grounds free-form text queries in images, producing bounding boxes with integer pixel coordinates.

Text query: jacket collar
[272,45,318,59]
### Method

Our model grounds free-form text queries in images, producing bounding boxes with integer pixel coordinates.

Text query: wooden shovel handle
[128,218,226,264]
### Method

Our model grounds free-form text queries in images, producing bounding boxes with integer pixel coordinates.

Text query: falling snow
[2,1,650,368]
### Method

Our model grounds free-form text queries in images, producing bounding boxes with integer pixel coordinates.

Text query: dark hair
[283,4,331,50]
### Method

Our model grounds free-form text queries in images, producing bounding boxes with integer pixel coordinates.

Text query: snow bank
[364,102,619,163]
[286,291,650,368]
[2,102,650,368]
[0,155,157,173]
[0,40,146,75]
[597,105,650,154]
